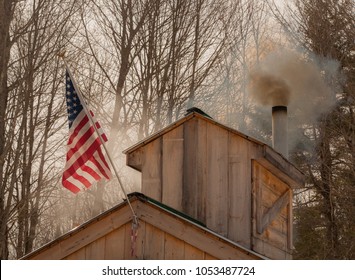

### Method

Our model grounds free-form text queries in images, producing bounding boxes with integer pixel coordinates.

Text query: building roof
[22,192,266,260]
[123,110,266,154]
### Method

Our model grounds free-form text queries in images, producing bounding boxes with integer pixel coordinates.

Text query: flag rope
[60,55,138,226]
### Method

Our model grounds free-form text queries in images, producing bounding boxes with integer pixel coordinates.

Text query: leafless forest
[0,0,354,259]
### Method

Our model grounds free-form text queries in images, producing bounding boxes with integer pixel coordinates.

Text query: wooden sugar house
[125,109,304,259]
[22,109,304,260]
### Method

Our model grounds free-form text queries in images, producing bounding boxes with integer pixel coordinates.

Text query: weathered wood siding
[125,114,301,259]
[24,198,261,260]
[252,161,292,259]
[63,221,244,260]
[162,126,184,211]
[227,134,262,248]
[141,138,162,201]
[134,117,264,250]
[205,122,229,236]
[183,117,207,222]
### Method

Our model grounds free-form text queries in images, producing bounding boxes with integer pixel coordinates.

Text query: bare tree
[0,0,78,259]
[270,0,355,259]
[0,0,19,260]
[200,0,276,145]
[2,0,328,259]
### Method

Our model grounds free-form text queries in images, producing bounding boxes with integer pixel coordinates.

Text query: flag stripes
[62,70,111,193]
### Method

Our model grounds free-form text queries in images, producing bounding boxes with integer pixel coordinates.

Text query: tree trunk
[318,119,339,258]
[0,0,17,260]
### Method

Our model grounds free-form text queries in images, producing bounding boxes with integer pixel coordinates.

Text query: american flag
[62,70,112,193]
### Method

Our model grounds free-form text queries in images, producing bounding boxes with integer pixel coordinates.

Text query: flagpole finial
[57,50,66,59]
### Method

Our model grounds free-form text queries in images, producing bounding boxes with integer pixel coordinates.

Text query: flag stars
[65,71,83,129]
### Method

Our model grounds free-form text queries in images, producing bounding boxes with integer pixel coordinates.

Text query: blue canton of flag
[66,71,83,128]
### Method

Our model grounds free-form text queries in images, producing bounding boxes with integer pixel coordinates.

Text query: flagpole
[60,55,138,225]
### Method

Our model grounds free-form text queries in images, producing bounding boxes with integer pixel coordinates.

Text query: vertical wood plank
[104,227,125,259]
[183,117,207,223]
[196,118,207,222]
[142,139,162,201]
[133,219,145,259]
[85,237,106,259]
[228,133,251,248]
[123,223,133,260]
[206,122,229,236]
[162,125,184,211]
[256,166,264,235]
[143,223,164,260]
[252,160,264,255]
[183,118,198,219]
[164,233,184,260]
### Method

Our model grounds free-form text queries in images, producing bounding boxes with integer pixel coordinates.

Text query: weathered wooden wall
[135,117,264,250]
[24,197,261,260]
[63,222,217,260]
[126,113,303,259]
[252,161,293,259]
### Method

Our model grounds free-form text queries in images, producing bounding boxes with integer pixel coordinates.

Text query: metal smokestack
[272,106,288,159]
